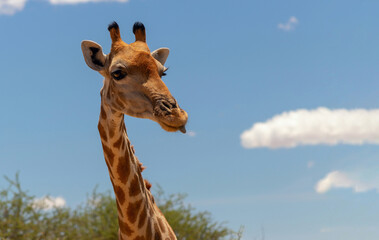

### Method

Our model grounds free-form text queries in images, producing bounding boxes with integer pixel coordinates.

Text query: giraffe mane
[144,179,152,191]
[132,145,152,192]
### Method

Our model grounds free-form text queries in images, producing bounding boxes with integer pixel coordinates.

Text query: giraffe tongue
[179,126,186,134]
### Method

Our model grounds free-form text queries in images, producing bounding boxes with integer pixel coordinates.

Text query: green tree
[65,188,119,240]
[0,174,242,240]
[155,187,239,240]
[0,173,71,240]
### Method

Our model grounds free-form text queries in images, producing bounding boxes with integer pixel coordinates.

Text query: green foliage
[0,173,70,240]
[67,188,119,240]
[155,186,240,240]
[0,174,242,240]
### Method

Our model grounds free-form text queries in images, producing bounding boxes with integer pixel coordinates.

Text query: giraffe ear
[151,48,169,65]
[81,40,106,71]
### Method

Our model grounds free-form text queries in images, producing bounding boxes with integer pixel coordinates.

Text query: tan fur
[82,22,186,240]
[99,37,187,131]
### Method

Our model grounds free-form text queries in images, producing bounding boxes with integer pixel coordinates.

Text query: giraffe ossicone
[81,21,187,240]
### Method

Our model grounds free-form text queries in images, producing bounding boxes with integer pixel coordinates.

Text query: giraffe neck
[98,100,176,240]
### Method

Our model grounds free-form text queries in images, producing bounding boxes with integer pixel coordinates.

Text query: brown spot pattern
[138,205,147,229]
[149,205,154,216]
[113,135,123,149]
[120,120,124,132]
[109,127,115,139]
[117,201,123,217]
[157,217,166,233]
[100,106,107,120]
[98,123,108,142]
[118,216,133,236]
[105,160,115,179]
[127,199,143,224]
[154,223,162,240]
[117,156,131,184]
[146,220,153,240]
[114,185,125,205]
[120,137,125,150]
[95,28,184,240]
[101,143,115,166]
[155,233,162,240]
[129,175,142,197]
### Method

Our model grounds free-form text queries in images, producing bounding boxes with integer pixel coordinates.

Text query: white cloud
[32,196,66,210]
[48,0,128,5]
[241,107,379,149]
[315,170,378,194]
[186,130,196,137]
[278,16,299,31]
[0,0,129,15]
[0,0,27,15]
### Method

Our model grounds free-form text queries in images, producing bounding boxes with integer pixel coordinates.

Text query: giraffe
[81,21,188,240]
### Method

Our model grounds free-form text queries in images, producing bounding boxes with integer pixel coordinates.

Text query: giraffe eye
[111,70,127,80]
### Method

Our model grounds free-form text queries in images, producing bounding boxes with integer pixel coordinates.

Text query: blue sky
[1,0,379,239]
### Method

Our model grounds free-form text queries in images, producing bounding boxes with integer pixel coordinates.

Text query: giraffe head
[81,22,188,133]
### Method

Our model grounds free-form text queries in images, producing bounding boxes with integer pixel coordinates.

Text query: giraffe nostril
[159,101,172,113]
[162,101,172,109]
[171,102,178,109]
[169,99,178,109]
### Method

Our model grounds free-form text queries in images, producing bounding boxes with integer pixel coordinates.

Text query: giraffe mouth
[155,109,188,133]
[153,98,188,133]
[154,108,188,133]
[158,121,187,133]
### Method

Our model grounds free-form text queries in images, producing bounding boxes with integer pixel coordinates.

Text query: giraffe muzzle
[156,99,178,113]
[153,99,188,133]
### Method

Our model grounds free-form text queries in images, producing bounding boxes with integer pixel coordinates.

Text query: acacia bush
[0,174,242,240]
